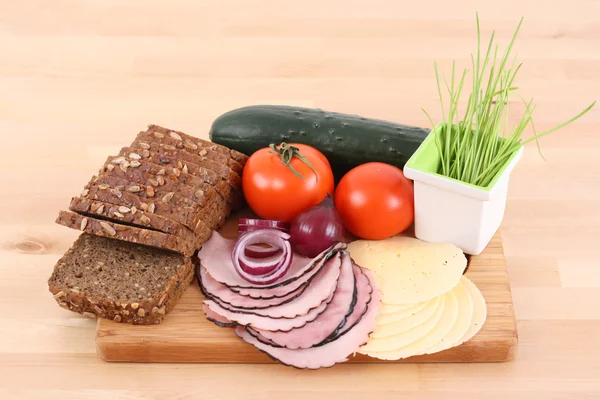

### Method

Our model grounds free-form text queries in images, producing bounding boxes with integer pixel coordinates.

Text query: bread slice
[131,139,243,181]
[84,176,228,232]
[83,182,216,236]
[68,197,207,245]
[98,156,243,210]
[117,146,242,192]
[133,132,244,175]
[142,124,248,165]
[56,210,196,256]
[94,164,232,229]
[48,233,193,324]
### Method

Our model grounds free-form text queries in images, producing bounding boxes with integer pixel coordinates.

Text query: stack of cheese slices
[346,236,487,360]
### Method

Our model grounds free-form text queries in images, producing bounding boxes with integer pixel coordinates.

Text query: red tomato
[334,162,414,240]
[242,143,334,223]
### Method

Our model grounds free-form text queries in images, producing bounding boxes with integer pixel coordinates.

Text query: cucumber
[209,105,431,180]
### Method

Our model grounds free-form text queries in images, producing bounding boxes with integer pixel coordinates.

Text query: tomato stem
[269,142,318,179]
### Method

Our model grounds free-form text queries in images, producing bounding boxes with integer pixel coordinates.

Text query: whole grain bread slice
[133,133,244,175]
[143,124,248,165]
[112,149,241,213]
[83,181,219,234]
[68,197,206,245]
[56,210,196,257]
[48,233,193,324]
[118,146,242,192]
[100,156,243,210]
[96,161,234,227]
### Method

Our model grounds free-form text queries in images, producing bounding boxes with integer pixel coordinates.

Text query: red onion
[244,244,281,258]
[231,229,293,285]
[290,194,344,258]
[238,218,290,234]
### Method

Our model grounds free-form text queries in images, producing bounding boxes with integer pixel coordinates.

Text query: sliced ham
[197,231,345,289]
[207,253,342,318]
[234,275,382,369]
[329,264,373,340]
[253,252,357,349]
[199,265,305,309]
[202,303,235,327]
[204,290,335,331]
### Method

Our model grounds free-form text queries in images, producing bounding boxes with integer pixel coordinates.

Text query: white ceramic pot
[403,128,523,255]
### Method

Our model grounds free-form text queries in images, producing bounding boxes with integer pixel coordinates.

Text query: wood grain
[2,0,600,398]
[96,217,517,363]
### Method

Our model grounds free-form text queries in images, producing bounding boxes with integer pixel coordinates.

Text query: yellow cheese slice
[371,296,442,338]
[419,276,474,354]
[380,301,426,315]
[363,290,459,360]
[377,300,430,324]
[456,276,487,344]
[358,292,446,354]
[347,236,467,304]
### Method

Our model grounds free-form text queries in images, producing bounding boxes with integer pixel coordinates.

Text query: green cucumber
[209,105,431,180]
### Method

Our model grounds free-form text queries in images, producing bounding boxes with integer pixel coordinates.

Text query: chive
[422,13,596,187]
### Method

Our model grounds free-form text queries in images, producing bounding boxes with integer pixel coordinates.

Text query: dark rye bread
[48,233,193,325]
[100,156,243,210]
[96,162,233,226]
[118,146,242,192]
[83,183,219,235]
[133,133,244,175]
[56,210,196,257]
[143,124,248,165]
[68,197,207,245]
[85,175,228,231]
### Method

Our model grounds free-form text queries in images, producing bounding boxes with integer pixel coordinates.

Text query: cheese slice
[380,301,426,315]
[456,276,487,344]
[358,292,446,355]
[377,300,430,324]
[371,296,442,338]
[347,236,467,304]
[419,277,473,354]
[363,290,459,360]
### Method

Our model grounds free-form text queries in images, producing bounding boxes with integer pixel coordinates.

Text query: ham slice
[199,265,305,309]
[234,274,382,369]
[207,253,342,318]
[198,231,344,289]
[253,252,357,349]
[204,290,335,331]
[202,303,235,327]
[329,264,373,340]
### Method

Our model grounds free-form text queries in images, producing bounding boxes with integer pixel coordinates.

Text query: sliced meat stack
[197,232,382,369]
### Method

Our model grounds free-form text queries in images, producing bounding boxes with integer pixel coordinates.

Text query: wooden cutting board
[96,213,518,363]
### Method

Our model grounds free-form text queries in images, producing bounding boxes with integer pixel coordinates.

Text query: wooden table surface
[1,1,599,399]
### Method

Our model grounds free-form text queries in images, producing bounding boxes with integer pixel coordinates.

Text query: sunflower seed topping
[100,222,116,236]
[184,140,198,150]
[80,218,88,230]
[169,131,182,140]
[162,192,174,202]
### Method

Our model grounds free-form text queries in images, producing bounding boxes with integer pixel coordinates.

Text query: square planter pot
[403,125,523,255]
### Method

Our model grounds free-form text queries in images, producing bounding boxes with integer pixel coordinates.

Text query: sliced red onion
[238,218,290,234]
[231,229,293,285]
[244,244,281,258]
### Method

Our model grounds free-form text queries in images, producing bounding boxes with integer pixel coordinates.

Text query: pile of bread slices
[48,125,247,324]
